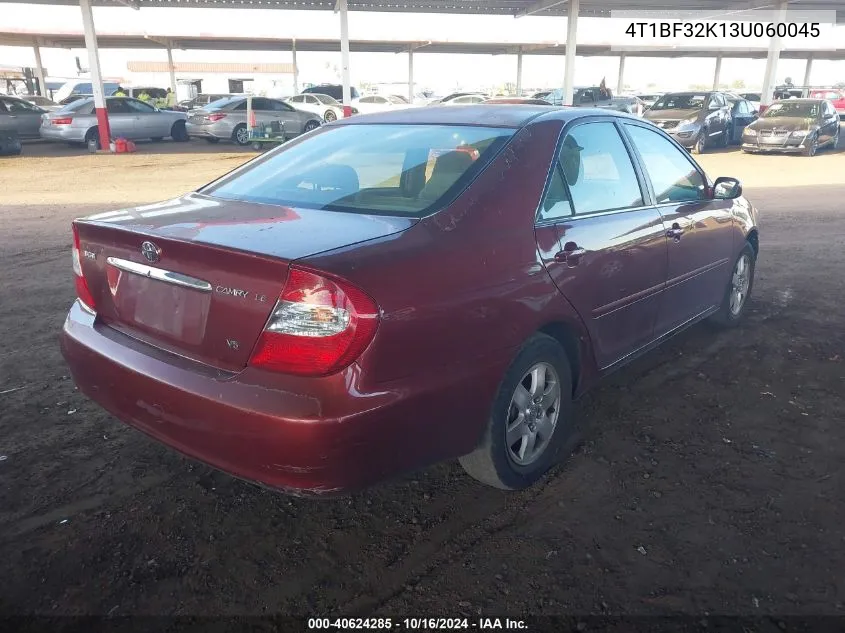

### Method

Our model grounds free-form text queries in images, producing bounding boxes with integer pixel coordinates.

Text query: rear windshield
[202,124,514,216]
[59,99,94,114]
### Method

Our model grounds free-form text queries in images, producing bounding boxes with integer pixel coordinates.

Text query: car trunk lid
[74,193,416,371]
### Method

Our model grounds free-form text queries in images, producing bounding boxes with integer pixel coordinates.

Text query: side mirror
[713,176,742,200]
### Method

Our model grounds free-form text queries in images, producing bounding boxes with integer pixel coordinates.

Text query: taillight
[71,223,97,312]
[52,117,73,125]
[207,113,227,122]
[249,268,379,377]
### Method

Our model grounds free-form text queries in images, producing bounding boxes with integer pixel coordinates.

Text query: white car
[286,93,344,122]
[351,94,412,115]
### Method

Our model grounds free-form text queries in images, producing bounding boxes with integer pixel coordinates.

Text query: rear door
[2,98,45,138]
[536,119,668,370]
[821,101,839,144]
[622,121,734,337]
[105,98,137,138]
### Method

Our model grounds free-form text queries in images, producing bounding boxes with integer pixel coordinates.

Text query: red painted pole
[80,0,111,151]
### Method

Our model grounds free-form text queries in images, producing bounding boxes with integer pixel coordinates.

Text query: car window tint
[106,99,130,114]
[538,165,574,221]
[560,122,643,214]
[0,100,8,113]
[624,124,707,204]
[233,101,247,111]
[126,99,155,113]
[5,99,38,112]
[251,98,272,110]
[202,124,514,217]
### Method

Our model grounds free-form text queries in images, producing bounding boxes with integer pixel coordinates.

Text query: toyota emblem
[141,241,161,263]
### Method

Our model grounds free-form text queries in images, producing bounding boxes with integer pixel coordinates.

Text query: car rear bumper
[40,126,84,143]
[185,122,231,140]
[60,300,502,495]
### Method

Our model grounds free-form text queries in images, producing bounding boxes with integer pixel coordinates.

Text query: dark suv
[302,84,361,101]
[643,91,733,154]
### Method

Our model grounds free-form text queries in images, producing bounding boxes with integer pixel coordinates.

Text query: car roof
[334,104,625,128]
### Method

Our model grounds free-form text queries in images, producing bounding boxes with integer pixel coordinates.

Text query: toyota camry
[61,105,760,495]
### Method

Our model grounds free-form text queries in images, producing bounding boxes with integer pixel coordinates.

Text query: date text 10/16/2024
[307,618,528,630]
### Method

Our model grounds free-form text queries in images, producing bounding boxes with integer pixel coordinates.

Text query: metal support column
[79,0,111,150]
[292,38,299,94]
[712,55,722,91]
[166,46,177,95]
[562,0,579,106]
[338,0,352,117]
[516,48,523,96]
[33,41,47,96]
[760,0,789,109]
[408,46,414,103]
[803,56,813,88]
[616,53,626,95]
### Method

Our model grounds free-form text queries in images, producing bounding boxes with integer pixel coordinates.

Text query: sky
[1,2,844,94]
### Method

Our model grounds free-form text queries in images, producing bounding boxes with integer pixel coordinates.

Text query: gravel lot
[1,136,844,621]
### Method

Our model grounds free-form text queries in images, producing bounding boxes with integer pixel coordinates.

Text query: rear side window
[202,124,515,217]
[558,122,643,214]
[624,124,707,203]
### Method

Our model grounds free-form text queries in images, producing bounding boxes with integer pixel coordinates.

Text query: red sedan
[61,105,760,495]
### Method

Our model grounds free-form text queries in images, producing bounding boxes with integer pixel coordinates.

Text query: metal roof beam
[515,0,568,18]
[143,35,173,48]
[115,0,139,9]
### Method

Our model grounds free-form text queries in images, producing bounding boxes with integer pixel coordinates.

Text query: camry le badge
[141,241,161,263]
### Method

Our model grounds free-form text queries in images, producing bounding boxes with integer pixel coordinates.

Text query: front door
[269,100,304,135]
[622,121,734,337]
[730,100,757,143]
[125,98,161,138]
[536,120,668,370]
[105,99,137,139]
[1,98,45,138]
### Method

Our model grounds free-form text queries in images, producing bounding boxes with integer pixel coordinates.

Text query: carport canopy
[3,0,845,150]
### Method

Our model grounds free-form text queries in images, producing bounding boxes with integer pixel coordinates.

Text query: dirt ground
[1,136,844,622]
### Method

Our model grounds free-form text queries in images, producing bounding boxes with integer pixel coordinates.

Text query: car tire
[84,127,101,151]
[802,133,818,157]
[691,130,706,154]
[324,110,337,122]
[831,128,840,150]
[458,333,577,490]
[709,242,756,328]
[170,121,189,142]
[304,120,321,132]
[204,137,220,144]
[232,124,249,146]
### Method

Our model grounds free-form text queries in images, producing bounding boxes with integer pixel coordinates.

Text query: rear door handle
[554,244,586,265]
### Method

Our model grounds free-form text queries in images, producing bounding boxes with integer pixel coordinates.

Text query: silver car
[0,95,49,139]
[186,96,323,145]
[40,96,188,148]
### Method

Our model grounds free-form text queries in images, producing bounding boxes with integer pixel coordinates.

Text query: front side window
[106,99,130,114]
[126,99,155,113]
[289,95,304,103]
[202,124,514,216]
[558,122,643,214]
[4,99,40,113]
[624,124,707,204]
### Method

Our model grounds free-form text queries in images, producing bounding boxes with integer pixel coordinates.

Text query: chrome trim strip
[106,257,212,293]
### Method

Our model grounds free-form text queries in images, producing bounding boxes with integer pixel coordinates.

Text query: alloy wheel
[730,254,751,316]
[235,126,249,145]
[505,362,561,466]
[324,110,337,122]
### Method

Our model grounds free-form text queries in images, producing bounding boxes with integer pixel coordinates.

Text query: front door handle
[554,242,586,266]
[666,223,684,241]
